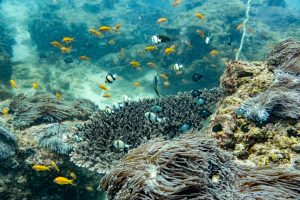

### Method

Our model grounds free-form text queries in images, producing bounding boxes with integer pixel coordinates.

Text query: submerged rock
[0,122,17,160]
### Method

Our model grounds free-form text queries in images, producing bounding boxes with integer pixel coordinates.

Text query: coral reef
[101,133,300,199]
[0,122,17,160]
[35,123,73,155]
[70,88,223,173]
[9,92,98,129]
[240,38,300,122]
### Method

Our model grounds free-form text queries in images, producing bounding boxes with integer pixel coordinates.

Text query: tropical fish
[205,35,213,45]
[152,35,171,44]
[228,35,232,45]
[1,107,9,115]
[99,26,112,31]
[191,73,203,82]
[79,56,89,60]
[172,0,182,7]
[163,81,170,87]
[32,165,51,172]
[51,41,63,48]
[173,63,183,71]
[114,23,122,33]
[145,46,157,52]
[99,84,109,91]
[103,93,111,98]
[147,62,156,68]
[69,172,77,180]
[10,80,17,89]
[60,46,72,53]
[32,82,39,90]
[62,37,75,43]
[133,82,141,87]
[159,73,169,80]
[156,17,168,24]
[196,30,205,38]
[105,74,117,83]
[55,92,62,100]
[89,28,104,38]
[195,12,205,20]
[113,140,130,151]
[164,45,175,54]
[54,177,76,186]
[108,39,116,45]
[236,23,244,31]
[209,49,219,56]
[86,186,94,192]
[145,112,166,123]
[130,61,140,68]
[51,161,60,173]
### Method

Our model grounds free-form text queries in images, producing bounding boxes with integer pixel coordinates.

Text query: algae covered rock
[0,122,17,160]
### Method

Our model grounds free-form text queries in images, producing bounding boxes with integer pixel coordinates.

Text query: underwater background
[0,0,300,199]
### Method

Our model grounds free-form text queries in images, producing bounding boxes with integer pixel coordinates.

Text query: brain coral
[70,88,223,173]
[101,133,300,199]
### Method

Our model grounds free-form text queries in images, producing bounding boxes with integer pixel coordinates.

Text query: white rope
[236,0,252,60]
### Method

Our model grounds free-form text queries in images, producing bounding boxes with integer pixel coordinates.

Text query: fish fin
[70,180,77,186]
[47,167,51,171]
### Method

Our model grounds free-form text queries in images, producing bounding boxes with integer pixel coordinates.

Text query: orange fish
[103,93,111,98]
[80,56,89,60]
[156,18,168,24]
[195,12,205,20]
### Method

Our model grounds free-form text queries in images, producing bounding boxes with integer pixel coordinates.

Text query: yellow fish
[1,107,9,115]
[157,18,168,24]
[60,46,72,53]
[147,62,156,68]
[114,23,122,33]
[209,50,219,56]
[51,41,63,48]
[99,26,112,31]
[55,92,62,100]
[86,186,94,192]
[130,61,141,68]
[236,23,244,31]
[32,82,39,90]
[10,80,17,89]
[80,56,89,60]
[195,12,205,20]
[89,28,104,38]
[51,161,60,173]
[99,84,109,91]
[145,46,157,52]
[133,82,141,87]
[172,0,182,7]
[164,45,175,55]
[54,177,76,186]
[32,165,51,172]
[62,37,75,43]
[69,172,77,180]
[103,93,111,98]
[160,73,169,80]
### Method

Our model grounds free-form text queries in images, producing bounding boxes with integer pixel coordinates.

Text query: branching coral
[240,38,300,122]
[35,123,73,155]
[101,133,300,199]
[0,122,17,160]
[9,92,98,129]
[70,88,223,173]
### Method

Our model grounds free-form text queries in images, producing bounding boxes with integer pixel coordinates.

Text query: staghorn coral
[70,88,223,173]
[101,133,300,200]
[35,123,73,155]
[9,92,98,129]
[240,38,300,122]
[0,122,17,160]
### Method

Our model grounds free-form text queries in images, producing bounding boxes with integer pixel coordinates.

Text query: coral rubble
[70,88,222,173]
[9,92,98,129]
[101,133,300,199]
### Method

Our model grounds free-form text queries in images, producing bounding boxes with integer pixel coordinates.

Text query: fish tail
[47,167,51,171]
[70,180,77,186]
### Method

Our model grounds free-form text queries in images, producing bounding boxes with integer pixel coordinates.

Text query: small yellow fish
[32,165,51,172]
[157,18,168,24]
[86,186,94,192]
[209,49,219,56]
[236,23,244,31]
[89,28,104,38]
[60,46,72,53]
[195,12,205,20]
[160,73,169,80]
[147,62,156,68]
[62,37,75,43]
[51,41,63,48]
[10,80,17,89]
[164,45,175,55]
[80,56,89,60]
[99,84,109,91]
[145,46,157,52]
[99,26,112,31]
[1,107,9,115]
[51,161,60,173]
[103,93,111,98]
[55,92,62,100]
[108,39,116,45]
[32,82,39,90]
[54,177,76,186]
[172,0,182,7]
[130,61,141,68]
[114,23,122,33]
[133,82,141,87]
[69,172,77,180]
